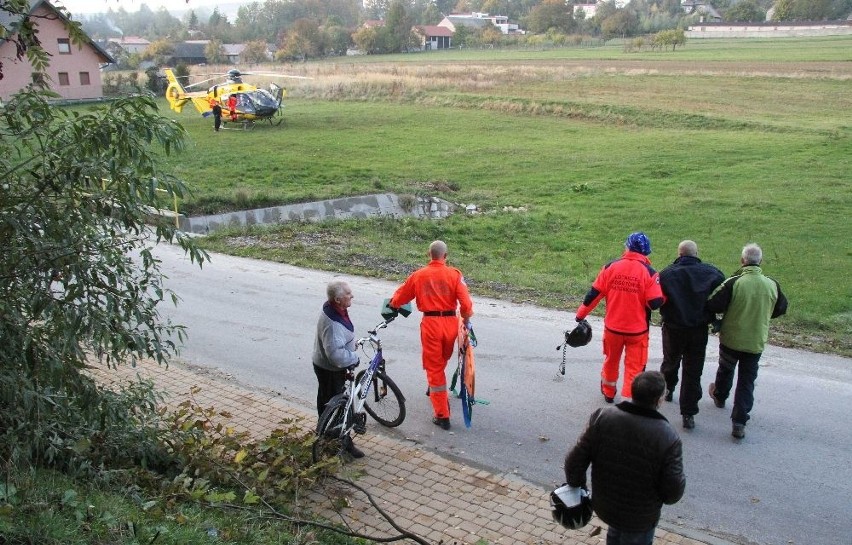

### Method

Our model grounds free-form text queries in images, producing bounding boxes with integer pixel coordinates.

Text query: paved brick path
[90,359,717,545]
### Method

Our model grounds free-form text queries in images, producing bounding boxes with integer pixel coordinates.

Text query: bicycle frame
[351,320,389,413]
[333,319,391,437]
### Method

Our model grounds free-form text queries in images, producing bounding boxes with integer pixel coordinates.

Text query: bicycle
[312,313,407,463]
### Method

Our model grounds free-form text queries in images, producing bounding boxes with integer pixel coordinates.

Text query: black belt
[423,310,456,317]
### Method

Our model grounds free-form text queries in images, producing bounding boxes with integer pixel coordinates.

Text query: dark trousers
[713,344,762,425]
[313,365,346,418]
[660,324,709,416]
[606,526,656,545]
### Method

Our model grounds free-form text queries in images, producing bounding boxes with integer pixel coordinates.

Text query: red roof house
[413,25,454,50]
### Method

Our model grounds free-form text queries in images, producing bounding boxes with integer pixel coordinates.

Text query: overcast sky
[55,0,240,17]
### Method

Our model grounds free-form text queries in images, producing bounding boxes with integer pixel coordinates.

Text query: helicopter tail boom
[164,68,191,113]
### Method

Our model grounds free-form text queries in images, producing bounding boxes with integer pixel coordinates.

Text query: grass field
[154,36,851,355]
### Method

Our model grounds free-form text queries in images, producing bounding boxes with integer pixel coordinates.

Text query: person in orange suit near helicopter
[227,94,238,122]
[389,240,474,431]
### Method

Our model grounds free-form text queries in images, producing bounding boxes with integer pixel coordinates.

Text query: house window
[58,72,70,86]
[58,38,71,54]
[79,72,90,85]
[31,72,47,87]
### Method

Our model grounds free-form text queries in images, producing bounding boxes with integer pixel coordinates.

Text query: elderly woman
[312,280,363,458]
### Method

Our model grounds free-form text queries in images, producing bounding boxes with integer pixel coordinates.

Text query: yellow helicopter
[163,68,309,129]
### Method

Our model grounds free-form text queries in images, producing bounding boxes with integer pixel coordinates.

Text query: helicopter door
[270,83,285,109]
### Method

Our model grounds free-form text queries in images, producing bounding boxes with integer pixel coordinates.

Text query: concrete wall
[687,23,852,39]
[179,193,455,235]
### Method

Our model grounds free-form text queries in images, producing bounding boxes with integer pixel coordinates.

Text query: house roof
[172,41,207,59]
[445,15,491,29]
[0,0,114,64]
[110,36,150,46]
[415,25,454,37]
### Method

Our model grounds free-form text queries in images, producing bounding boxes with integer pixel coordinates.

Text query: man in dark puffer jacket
[564,371,685,545]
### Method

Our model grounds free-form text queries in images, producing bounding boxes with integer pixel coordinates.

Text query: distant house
[0,0,114,101]
[681,0,723,23]
[413,25,453,50]
[438,12,524,35]
[573,1,630,18]
[222,43,245,64]
[168,41,208,66]
[107,36,150,55]
[573,3,599,18]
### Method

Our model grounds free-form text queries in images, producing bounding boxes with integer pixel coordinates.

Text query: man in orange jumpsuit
[575,232,664,403]
[390,240,474,430]
[227,94,238,122]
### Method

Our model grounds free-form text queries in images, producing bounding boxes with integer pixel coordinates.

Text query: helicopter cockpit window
[252,89,278,109]
[235,93,255,114]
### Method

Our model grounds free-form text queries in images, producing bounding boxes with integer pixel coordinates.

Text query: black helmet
[565,319,592,348]
[550,484,592,530]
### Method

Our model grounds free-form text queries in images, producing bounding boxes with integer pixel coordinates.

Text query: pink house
[0,0,114,101]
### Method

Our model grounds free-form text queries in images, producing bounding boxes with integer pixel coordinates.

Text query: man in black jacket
[564,371,685,545]
[658,240,725,430]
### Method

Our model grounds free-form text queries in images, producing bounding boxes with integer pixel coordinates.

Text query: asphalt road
[156,243,852,545]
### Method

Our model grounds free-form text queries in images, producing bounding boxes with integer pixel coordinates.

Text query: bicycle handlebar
[356,318,392,348]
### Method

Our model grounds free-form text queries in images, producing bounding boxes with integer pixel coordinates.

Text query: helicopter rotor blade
[238,72,313,80]
[184,75,228,90]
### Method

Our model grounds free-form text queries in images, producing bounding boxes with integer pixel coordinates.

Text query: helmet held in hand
[550,484,593,530]
[565,319,592,348]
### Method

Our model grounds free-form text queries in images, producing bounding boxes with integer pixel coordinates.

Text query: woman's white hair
[326,280,350,302]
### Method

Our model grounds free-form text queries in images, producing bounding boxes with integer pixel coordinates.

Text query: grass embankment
[156,36,851,356]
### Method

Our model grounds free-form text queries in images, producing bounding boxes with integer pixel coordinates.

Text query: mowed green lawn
[155,36,852,355]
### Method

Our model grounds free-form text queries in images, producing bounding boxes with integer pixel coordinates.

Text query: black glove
[381,305,399,321]
[710,318,722,334]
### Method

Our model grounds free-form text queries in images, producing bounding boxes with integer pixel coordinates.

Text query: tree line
[80,0,852,61]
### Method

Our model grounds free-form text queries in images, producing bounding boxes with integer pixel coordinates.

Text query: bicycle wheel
[312,396,349,463]
[357,370,406,428]
[460,379,473,428]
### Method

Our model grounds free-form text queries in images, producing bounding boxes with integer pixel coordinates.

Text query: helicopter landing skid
[221,121,254,131]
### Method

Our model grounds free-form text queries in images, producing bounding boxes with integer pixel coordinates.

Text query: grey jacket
[312,302,359,372]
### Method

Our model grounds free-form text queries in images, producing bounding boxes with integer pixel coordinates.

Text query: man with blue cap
[575,232,664,402]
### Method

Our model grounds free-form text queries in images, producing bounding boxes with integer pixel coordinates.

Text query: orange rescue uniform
[576,250,664,399]
[390,259,474,419]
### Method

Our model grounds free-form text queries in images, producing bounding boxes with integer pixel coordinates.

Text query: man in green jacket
[706,243,788,440]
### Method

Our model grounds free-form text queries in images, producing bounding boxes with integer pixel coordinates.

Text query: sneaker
[343,436,365,458]
[709,383,725,408]
[432,417,451,430]
[732,423,746,439]
[665,389,674,402]
[682,415,695,429]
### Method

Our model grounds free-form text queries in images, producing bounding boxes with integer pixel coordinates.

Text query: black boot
[342,436,364,459]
